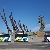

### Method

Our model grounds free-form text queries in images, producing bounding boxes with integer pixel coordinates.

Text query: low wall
[28,35,44,42]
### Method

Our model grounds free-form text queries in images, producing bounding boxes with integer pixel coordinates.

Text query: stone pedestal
[24,30,26,34]
[11,33,15,42]
[11,30,15,42]
[36,32,46,37]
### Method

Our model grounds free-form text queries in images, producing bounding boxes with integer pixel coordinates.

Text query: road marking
[0,43,8,45]
[41,46,45,47]
[18,44,31,45]
[45,43,48,44]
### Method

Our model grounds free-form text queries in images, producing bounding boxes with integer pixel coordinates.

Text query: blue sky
[0,0,50,33]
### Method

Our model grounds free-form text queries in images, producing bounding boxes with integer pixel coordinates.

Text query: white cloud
[44,24,50,31]
[31,27,40,32]
[31,24,50,32]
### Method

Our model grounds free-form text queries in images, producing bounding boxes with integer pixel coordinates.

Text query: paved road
[0,42,50,50]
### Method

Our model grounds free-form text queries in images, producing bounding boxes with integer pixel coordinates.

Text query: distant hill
[0,32,6,34]
[44,31,50,34]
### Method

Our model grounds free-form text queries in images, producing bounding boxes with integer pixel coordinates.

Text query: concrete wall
[28,35,44,42]
[26,32,44,42]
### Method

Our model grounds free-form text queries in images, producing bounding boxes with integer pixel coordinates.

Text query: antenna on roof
[3,2,5,12]
[4,2,5,10]
[3,2,6,23]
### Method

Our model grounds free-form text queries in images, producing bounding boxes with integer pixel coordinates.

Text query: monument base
[36,32,46,37]
[11,33,15,42]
